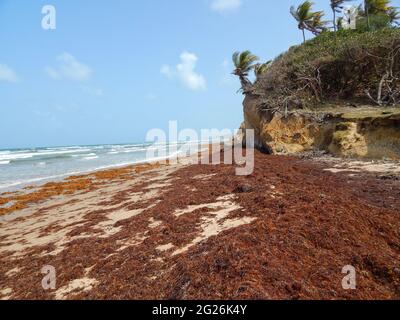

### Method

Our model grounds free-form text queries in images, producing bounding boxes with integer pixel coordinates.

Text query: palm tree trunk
[333,9,337,32]
[365,0,370,30]
[302,28,306,43]
[239,75,251,93]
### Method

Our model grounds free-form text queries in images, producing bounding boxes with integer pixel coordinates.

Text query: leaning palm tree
[290,1,316,43]
[254,61,272,79]
[307,11,328,35]
[331,0,350,31]
[232,51,259,93]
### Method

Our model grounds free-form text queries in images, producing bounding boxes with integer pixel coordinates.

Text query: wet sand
[0,150,399,300]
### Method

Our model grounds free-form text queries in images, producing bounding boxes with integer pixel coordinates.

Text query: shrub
[253,28,400,110]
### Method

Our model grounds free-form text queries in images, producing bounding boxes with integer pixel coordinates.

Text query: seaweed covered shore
[0,150,399,300]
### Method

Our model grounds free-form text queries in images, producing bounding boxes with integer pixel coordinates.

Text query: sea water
[0,141,204,192]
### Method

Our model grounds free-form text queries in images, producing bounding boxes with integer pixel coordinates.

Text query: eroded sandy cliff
[242,97,400,159]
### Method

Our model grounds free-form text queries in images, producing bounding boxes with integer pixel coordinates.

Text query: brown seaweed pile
[0,163,162,216]
[0,151,399,300]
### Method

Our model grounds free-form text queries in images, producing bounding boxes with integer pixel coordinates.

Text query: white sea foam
[35,162,47,167]
[0,160,10,165]
[106,146,167,155]
[46,146,89,150]
[82,156,99,161]
[0,154,33,161]
[0,148,92,161]
[81,153,97,157]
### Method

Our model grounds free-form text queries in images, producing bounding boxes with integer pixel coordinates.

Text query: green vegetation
[356,0,398,31]
[232,0,400,110]
[290,1,327,43]
[232,51,259,93]
[341,108,400,119]
[388,7,400,25]
[288,1,399,42]
[255,28,400,109]
[254,61,272,79]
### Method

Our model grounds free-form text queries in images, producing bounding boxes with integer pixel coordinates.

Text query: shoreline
[0,140,220,193]
[0,143,214,194]
[0,143,218,217]
[0,153,182,194]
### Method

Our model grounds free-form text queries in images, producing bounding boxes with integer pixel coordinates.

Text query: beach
[0,149,399,300]
[2,0,400,307]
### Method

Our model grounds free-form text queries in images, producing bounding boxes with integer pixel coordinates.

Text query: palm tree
[365,0,371,29]
[290,1,316,43]
[307,11,328,35]
[364,0,392,29]
[331,0,350,31]
[388,6,400,25]
[232,51,259,93]
[254,61,272,79]
[368,0,391,14]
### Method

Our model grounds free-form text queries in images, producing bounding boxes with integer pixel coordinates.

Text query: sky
[1,0,399,149]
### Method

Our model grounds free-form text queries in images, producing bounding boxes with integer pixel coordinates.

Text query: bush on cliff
[253,27,400,111]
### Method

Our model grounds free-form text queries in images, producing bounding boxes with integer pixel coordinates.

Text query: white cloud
[211,0,242,13]
[0,64,19,83]
[160,65,173,79]
[46,52,92,81]
[145,92,158,100]
[161,51,206,91]
[45,66,61,80]
[80,85,103,96]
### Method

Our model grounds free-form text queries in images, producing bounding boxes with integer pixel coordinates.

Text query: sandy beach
[0,149,399,300]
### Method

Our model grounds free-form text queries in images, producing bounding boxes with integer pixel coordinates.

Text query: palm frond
[232,50,259,75]
[232,50,259,92]
[388,6,400,24]
[308,11,329,32]
[254,61,272,78]
[291,1,315,23]
[366,0,391,15]
[331,0,351,13]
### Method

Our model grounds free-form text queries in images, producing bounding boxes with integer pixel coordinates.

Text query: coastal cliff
[242,100,400,159]
[240,28,400,159]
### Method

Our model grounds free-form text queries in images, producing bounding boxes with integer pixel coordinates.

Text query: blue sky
[1,0,399,149]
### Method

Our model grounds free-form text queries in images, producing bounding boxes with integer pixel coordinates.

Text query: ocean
[0,141,206,192]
